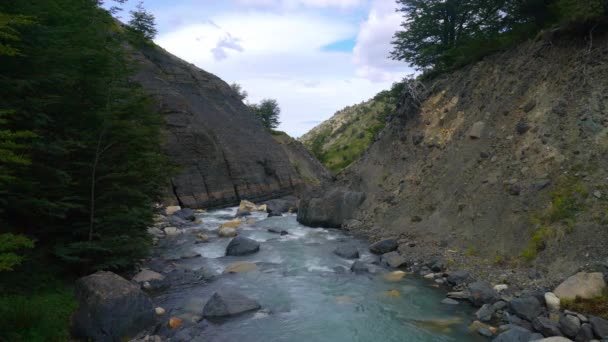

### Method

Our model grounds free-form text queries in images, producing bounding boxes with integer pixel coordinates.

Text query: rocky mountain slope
[131,44,330,209]
[299,31,608,288]
[299,87,400,173]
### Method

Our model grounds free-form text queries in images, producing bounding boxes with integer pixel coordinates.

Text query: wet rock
[447,270,472,286]
[559,315,581,338]
[267,228,289,235]
[478,328,494,337]
[383,271,406,282]
[554,272,606,300]
[202,290,261,318]
[165,206,181,216]
[173,208,196,221]
[220,219,243,229]
[218,227,238,238]
[235,210,251,218]
[381,251,407,268]
[510,296,543,321]
[333,245,360,259]
[574,323,594,341]
[369,238,398,254]
[350,260,369,273]
[447,291,469,300]
[132,269,165,283]
[545,292,560,311]
[239,200,267,213]
[589,316,608,338]
[469,121,486,139]
[155,307,165,316]
[72,271,155,341]
[264,196,297,216]
[226,236,260,256]
[441,298,460,305]
[168,317,183,329]
[533,316,563,337]
[164,227,181,236]
[468,281,499,307]
[475,304,495,322]
[223,261,257,274]
[493,326,536,342]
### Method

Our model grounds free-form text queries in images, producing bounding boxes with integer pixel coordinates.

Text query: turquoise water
[149,208,484,342]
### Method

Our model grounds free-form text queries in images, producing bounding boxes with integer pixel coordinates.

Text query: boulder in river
[202,290,261,318]
[72,271,155,341]
[351,260,369,273]
[226,236,260,256]
[165,206,181,216]
[132,269,165,283]
[333,245,360,259]
[223,261,257,274]
[239,200,267,213]
[553,272,606,300]
[297,190,365,228]
[173,208,196,221]
[369,238,398,254]
[381,251,407,268]
[218,227,238,237]
[221,219,243,229]
[264,196,297,216]
[267,228,289,235]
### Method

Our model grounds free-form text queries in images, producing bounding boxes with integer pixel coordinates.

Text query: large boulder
[333,245,360,259]
[589,316,608,339]
[381,251,407,268]
[493,326,539,342]
[297,190,365,228]
[72,271,155,341]
[226,236,260,256]
[446,270,472,286]
[202,290,261,318]
[264,196,297,216]
[553,272,606,300]
[468,281,499,307]
[369,239,398,254]
[510,296,543,321]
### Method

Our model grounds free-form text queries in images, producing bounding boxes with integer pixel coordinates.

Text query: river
[146,207,484,342]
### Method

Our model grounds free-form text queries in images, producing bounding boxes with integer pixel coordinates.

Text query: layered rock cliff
[131,44,329,209]
[300,31,608,286]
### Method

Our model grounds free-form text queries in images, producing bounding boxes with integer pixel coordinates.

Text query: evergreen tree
[129,1,157,40]
[249,99,281,130]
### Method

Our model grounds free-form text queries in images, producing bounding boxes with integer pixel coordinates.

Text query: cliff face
[300,32,608,286]
[131,44,328,208]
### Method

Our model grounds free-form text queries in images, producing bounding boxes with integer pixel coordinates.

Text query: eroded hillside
[301,32,608,287]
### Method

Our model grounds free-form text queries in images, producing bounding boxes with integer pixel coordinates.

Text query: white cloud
[153,0,409,137]
[353,0,412,82]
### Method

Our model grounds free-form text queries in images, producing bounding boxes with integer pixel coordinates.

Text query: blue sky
[111,0,413,136]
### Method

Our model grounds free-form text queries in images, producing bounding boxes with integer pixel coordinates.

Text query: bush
[562,289,608,320]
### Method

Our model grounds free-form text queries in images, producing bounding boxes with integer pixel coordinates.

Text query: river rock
[351,260,369,273]
[369,238,398,254]
[264,196,297,216]
[239,200,267,212]
[447,270,472,286]
[493,326,537,342]
[173,208,196,221]
[235,209,251,218]
[381,251,407,268]
[218,227,238,237]
[533,316,563,337]
[155,307,165,316]
[223,261,257,274]
[267,228,289,235]
[545,292,560,311]
[510,296,543,321]
[221,219,243,229]
[468,281,498,307]
[202,290,261,318]
[72,271,155,341]
[164,227,180,236]
[383,270,406,282]
[475,304,495,322]
[297,190,365,228]
[553,272,606,300]
[132,269,164,283]
[165,206,181,216]
[530,338,572,342]
[333,245,360,259]
[226,236,260,256]
[574,323,595,341]
[589,316,608,338]
[441,298,460,305]
[559,315,581,338]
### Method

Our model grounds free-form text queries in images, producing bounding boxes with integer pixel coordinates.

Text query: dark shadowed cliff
[130,44,330,209]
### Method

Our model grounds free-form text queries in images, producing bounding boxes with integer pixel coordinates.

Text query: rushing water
[147,207,484,342]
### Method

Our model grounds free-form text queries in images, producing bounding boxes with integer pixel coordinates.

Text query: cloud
[353,0,413,82]
[211,33,244,61]
[233,0,365,9]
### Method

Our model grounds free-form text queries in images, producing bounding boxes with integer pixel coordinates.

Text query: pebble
[155,307,165,316]
[494,284,508,292]
[441,298,460,305]
[593,190,602,199]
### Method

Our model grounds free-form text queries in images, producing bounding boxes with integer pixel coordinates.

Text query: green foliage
[128,1,157,40]
[0,12,34,56]
[391,0,607,72]
[249,99,281,130]
[0,288,76,342]
[230,83,248,101]
[0,233,34,271]
[0,0,170,273]
[562,289,608,320]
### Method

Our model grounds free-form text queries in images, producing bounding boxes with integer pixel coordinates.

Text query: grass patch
[562,289,608,320]
[521,226,552,261]
[465,246,478,257]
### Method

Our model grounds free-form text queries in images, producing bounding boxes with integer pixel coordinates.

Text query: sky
[112,0,413,137]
